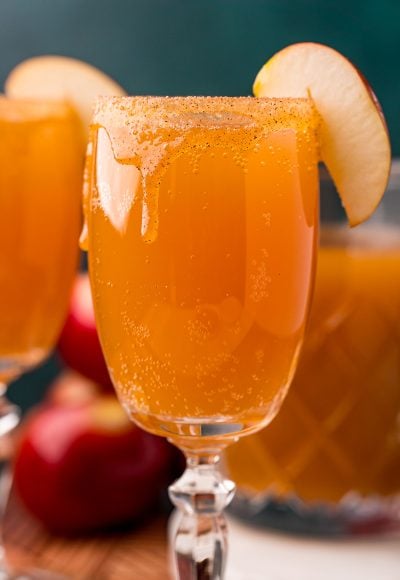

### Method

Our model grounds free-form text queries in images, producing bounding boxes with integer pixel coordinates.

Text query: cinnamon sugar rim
[92,95,319,133]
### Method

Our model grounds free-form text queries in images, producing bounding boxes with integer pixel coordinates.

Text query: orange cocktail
[0,98,82,383]
[85,96,319,441]
[226,226,400,504]
[82,39,393,575]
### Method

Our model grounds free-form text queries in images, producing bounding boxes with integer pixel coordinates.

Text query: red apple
[13,396,173,535]
[58,273,113,391]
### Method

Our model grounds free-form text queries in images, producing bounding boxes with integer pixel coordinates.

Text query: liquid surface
[87,97,319,442]
[226,227,400,501]
[0,99,83,382]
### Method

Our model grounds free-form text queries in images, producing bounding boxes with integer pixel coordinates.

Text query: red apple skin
[13,397,173,535]
[57,274,114,391]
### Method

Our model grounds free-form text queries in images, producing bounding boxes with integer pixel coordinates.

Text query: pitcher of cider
[225,163,400,535]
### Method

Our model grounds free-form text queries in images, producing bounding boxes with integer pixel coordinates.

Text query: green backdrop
[1,0,399,409]
[1,0,398,147]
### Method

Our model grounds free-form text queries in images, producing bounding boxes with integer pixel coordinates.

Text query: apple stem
[168,451,235,580]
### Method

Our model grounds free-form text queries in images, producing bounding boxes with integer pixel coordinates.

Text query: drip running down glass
[0,97,82,577]
[83,96,319,578]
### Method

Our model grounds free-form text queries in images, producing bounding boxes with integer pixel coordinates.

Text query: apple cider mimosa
[83,42,392,576]
[226,226,400,503]
[86,97,319,441]
[0,98,82,383]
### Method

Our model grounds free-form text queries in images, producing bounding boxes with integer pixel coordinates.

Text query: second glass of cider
[226,165,400,534]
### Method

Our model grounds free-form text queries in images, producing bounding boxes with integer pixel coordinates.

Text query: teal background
[1,0,398,409]
[0,1,399,148]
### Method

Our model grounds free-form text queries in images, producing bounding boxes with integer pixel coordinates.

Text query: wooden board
[4,491,169,579]
[6,490,400,579]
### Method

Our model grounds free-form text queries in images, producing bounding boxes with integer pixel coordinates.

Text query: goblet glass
[226,163,400,536]
[83,96,319,579]
[0,97,82,577]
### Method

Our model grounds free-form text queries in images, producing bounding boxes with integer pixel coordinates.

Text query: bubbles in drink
[88,97,319,432]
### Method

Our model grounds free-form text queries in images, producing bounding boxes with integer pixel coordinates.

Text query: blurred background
[1,0,399,409]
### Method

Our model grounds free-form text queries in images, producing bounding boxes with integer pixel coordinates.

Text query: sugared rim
[94,94,312,104]
[92,95,319,132]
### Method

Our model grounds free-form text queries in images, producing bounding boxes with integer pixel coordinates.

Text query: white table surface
[227,516,400,580]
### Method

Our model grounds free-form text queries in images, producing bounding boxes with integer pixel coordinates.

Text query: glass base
[229,491,400,537]
[0,400,64,579]
[129,409,278,451]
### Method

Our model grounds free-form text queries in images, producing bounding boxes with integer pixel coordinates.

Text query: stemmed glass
[83,96,319,578]
[0,97,82,577]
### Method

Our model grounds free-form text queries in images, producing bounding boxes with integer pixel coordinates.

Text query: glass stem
[0,386,21,577]
[168,449,236,580]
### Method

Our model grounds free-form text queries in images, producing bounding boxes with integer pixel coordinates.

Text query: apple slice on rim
[253,42,391,226]
[4,55,126,135]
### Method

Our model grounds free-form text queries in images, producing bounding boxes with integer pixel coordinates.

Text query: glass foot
[230,491,400,536]
[0,400,64,579]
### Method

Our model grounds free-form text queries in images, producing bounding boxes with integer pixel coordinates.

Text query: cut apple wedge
[254,43,391,226]
[5,55,126,135]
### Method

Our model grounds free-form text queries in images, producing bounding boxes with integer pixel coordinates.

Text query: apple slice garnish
[254,42,391,226]
[4,55,126,135]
